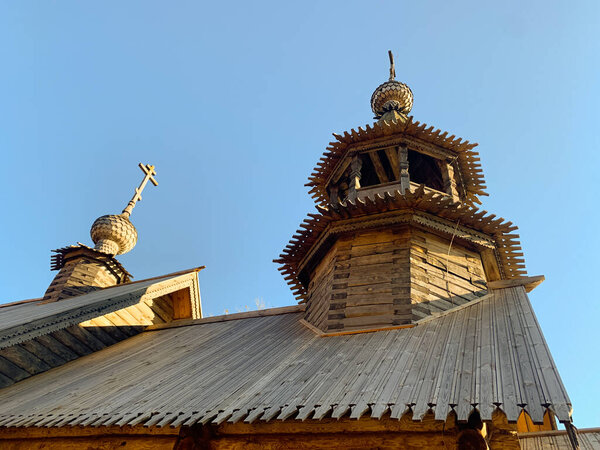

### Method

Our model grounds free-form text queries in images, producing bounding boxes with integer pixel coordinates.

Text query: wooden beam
[217,413,457,435]
[346,156,362,201]
[0,425,180,439]
[0,436,177,449]
[368,151,390,184]
[480,249,502,282]
[487,275,545,293]
[398,145,410,193]
[439,160,460,201]
[384,147,401,180]
[209,432,454,449]
[171,289,193,320]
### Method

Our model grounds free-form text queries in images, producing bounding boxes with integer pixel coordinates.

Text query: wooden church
[0,54,597,449]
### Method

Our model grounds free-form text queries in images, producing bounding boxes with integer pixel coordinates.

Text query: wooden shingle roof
[306,117,486,206]
[0,287,571,428]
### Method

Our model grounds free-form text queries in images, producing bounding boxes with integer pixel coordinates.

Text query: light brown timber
[487,275,545,293]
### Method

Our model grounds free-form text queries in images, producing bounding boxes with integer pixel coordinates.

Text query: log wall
[0,413,521,449]
[304,225,489,333]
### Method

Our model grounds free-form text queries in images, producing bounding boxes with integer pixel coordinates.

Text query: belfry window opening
[407,150,444,192]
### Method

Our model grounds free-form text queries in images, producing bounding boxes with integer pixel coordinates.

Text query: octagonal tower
[276,53,525,334]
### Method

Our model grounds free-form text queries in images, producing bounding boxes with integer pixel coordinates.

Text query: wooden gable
[0,269,202,388]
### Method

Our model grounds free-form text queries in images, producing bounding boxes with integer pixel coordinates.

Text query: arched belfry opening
[325,144,461,205]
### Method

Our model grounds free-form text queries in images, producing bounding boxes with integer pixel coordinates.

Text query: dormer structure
[277,53,526,334]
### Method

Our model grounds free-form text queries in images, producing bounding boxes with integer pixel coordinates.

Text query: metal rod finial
[388,50,396,81]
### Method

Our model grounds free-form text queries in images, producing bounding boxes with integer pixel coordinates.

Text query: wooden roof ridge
[276,187,527,302]
[99,266,205,291]
[145,304,306,332]
[0,297,44,310]
[306,116,486,206]
[0,267,203,311]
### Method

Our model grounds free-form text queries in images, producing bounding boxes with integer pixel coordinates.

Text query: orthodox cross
[388,50,396,81]
[122,163,158,217]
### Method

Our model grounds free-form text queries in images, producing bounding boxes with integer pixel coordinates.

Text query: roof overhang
[276,186,525,301]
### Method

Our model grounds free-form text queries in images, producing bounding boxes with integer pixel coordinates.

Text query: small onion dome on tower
[370,51,413,121]
[90,163,158,256]
[90,214,137,255]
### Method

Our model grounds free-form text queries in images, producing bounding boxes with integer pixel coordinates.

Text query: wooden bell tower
[276,53,526,334]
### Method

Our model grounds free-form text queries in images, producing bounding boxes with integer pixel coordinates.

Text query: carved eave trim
[307,117,486,206]
[275,187,525,302]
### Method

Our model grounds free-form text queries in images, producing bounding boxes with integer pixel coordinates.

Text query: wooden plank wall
[0,426,179,450]
[0,292,187,389]
[304,248,336,331]
[304,226,488,333]
[410,229,488,319]
[326,227,412,332]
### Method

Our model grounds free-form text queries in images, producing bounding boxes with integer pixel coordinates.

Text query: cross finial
[388,50,396,81]
[121,163,158,217]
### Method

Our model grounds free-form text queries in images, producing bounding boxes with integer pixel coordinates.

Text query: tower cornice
[276,186,525,303]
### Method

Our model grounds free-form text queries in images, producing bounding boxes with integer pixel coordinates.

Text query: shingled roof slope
[0,286,570,428]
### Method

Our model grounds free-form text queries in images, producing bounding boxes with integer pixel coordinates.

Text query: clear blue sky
[1,0,598,428]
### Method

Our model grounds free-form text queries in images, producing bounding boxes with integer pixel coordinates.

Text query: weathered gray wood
[34,334,79,362]
[51,329,94,356]
[19,338,68,368]
[0,370,13,388]
[79,325,119,347]
[64,325,107,352]
[0,345,52,375]
[398,145,410,193]
[0,289,572,430]
[0,355,30,381]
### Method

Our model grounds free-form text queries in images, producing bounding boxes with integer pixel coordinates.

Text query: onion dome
[89,163,158,256]
[370,51,413,120]
[90,214,138,255]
